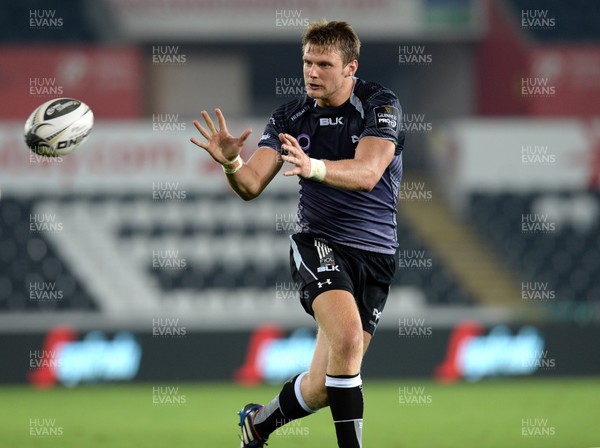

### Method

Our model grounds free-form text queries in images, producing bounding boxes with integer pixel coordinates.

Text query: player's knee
[330,327,363,360]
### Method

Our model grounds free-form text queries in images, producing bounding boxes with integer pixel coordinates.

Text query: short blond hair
[302,20,360,66]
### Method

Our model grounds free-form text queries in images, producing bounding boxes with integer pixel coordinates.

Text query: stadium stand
[0,190,477,312]
[468,191,600,303]
[1,0,597,322]
[0,197,97,311]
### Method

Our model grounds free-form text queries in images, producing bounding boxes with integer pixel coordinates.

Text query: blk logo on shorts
[315,239,340,273]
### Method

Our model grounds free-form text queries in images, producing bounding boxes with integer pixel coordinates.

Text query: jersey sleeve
[360,90,404,155]
[259,106,288,154]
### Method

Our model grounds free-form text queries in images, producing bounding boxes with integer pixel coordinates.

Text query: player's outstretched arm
[190,109,282,200]
[280,133,395,192]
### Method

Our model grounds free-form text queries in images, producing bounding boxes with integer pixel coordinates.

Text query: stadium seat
[468,191,600,303]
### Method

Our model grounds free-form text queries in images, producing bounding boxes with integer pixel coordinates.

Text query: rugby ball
[24,98,94,157]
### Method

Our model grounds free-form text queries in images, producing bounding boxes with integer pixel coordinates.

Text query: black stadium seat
[468,191,600,303]
[0,197,98,311]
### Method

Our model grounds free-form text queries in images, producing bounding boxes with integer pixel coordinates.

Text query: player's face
[303,45,357,107]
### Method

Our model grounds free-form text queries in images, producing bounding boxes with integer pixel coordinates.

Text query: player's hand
[190,108,252,164]
[280,133,311,178]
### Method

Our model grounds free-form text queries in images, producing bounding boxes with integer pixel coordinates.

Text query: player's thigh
[312,289,363,353]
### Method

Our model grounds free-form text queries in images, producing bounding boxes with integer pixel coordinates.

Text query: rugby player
[190,19,404,448]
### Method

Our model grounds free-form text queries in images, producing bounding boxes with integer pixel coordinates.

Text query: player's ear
[346,60,358,77]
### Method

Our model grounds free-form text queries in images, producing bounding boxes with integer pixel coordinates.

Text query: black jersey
[260,77,405,254]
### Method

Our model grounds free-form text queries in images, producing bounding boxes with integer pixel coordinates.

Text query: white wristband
[308,158,326,182]
[222,155,243,174]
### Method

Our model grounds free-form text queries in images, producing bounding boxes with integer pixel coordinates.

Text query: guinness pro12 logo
[374,105,400,132]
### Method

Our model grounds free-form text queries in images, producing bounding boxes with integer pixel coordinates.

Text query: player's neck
[316,77,355,108]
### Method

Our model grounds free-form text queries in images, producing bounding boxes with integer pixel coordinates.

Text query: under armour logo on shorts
[317,279,332,288]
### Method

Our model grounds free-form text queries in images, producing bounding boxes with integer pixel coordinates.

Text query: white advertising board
[431,119,599,212]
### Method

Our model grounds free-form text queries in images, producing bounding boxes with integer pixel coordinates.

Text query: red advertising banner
[0,46,142,119]
[477,1,600,117]
[525,46,600,116]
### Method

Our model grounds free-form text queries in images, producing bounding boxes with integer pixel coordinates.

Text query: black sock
[326,373,363,448]
[253,372,314,439]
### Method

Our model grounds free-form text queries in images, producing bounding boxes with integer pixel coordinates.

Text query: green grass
[0,378,598,447]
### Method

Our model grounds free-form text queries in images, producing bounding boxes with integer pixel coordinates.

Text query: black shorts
[289,233,396,335]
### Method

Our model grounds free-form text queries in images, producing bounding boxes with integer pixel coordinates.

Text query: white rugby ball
[24,98,94,157]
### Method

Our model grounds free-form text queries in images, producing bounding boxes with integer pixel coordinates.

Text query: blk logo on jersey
[374,105,400,132]
[319,117,343,126]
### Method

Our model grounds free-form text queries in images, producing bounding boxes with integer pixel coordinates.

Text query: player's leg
[248,310,372,444]
[239,235,378,447]
[245,329,328,447]
[300,320,373,409]
[312,289,366,448]
[239,369,315,448]
[296,325,371,409]
[312,289,364,373]
[242,325,338,447]
[298,328,330,410]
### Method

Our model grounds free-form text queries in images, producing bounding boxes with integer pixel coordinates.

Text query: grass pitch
[0,378,598,447]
